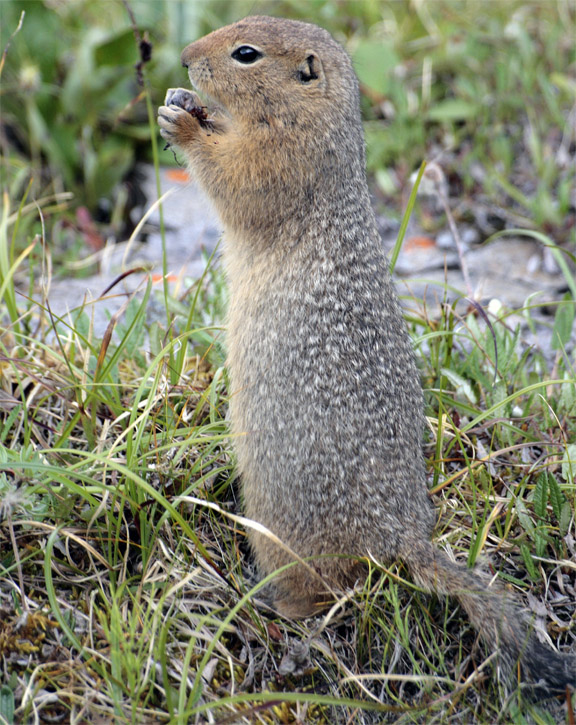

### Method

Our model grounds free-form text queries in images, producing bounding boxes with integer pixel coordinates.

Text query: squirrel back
[158,15,575,698]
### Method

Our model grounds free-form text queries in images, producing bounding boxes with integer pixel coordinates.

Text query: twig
[121,0,152,87]
[423,162,474,298]
[6,511,29,614]
[0,10,25,78]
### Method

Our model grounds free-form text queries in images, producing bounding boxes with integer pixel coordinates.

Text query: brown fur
[158,16,575,696]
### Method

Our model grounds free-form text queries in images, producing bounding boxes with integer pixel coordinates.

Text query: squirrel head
[180,16,360,131]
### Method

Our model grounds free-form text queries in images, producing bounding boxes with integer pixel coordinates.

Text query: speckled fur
[158,16,575,696]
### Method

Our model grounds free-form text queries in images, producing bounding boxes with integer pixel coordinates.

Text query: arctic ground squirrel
[158,15,575,696]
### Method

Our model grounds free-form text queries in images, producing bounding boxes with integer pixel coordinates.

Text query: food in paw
[165,88,209,124]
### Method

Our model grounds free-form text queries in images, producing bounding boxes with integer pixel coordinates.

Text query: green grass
[1,1,575,723]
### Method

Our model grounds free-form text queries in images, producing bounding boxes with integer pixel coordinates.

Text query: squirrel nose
[181,45,193,68]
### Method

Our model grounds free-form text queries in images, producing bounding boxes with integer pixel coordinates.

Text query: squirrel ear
[297,52,325,85]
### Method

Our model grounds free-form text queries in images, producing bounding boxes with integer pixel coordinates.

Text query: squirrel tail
[402,540,576,698]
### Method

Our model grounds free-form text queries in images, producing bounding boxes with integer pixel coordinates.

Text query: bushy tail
[403,540,576,698]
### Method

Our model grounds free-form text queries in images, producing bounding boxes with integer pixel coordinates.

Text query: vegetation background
[1,0,575,723]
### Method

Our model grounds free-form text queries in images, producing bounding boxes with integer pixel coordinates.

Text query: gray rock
[39,165,221,339]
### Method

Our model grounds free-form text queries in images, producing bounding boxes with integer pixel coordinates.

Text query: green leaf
[115,297,147,358]
[559,377,576,415]
[533,472,548,519]
[26,104,75,189]
[550,72,576,96]
[534,527,547,558]
[427,99,479,122]
[353,40,400,95]
[561,443,576,485]
[552,293,575,350]
[0,685,15,723]
[94,29,138,67]
[559,501,572,536]
[87,138,134,204]
[440,368,478,404]
[1,404,22,444]
[515,498,535,536]
[520,544,538,581]
[547,472,565,520]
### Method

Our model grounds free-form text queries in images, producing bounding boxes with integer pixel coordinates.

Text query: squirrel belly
[158,15,576,697]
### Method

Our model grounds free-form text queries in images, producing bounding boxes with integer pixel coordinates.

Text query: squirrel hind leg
[258,559,364,619]
[256,571,327,619]
[273,592,326,619]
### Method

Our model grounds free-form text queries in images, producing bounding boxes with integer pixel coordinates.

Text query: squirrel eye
[231,45,262,64]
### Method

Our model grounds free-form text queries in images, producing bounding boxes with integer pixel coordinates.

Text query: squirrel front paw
[158,87,211,148]
[164,88,205,114]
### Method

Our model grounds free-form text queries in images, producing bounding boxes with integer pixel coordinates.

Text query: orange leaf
[405,235,436,251]
[266,621,283,641]
[166,169,190,183]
